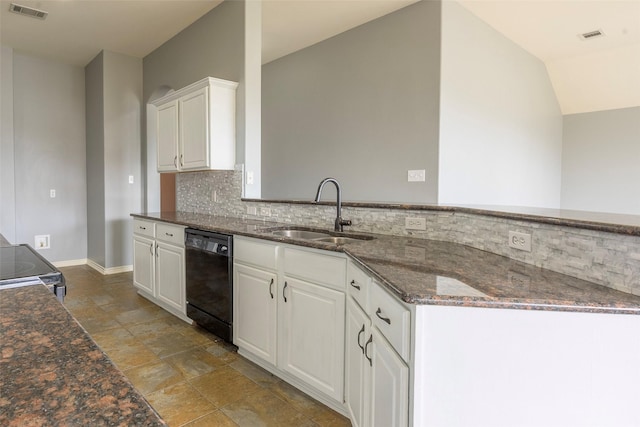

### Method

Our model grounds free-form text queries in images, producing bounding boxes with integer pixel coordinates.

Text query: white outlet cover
[509,231,532,252]
[128,175,134,184]
[408,169,426,182]
[50,189,56,198]
[34,234,50,250]
[246,171,254,185]
[405,217,427,230]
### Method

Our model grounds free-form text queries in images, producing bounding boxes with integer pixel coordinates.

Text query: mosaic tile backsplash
[177,170,640,296]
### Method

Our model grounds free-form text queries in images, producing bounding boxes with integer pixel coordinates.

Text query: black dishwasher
[185,229,233,343]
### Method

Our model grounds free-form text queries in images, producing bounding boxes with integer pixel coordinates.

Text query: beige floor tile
[90,327,135,351]
[177,325,220,347]
[126,316,187,339]
[189,366,263,408]
[183,410,239,427]
[106,342,160,371]
[310,409,352,427]
[229,358,279,387]
[264,380,331,420]
[115,305,171,326]
[125,361,184,395]
[143,332,201,358]
[146,381,217,426]
[221,387,316,427]
[163,348,225,379]
[205,342,239,364]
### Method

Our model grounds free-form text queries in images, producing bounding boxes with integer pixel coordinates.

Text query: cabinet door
[156,101,179,171]
[133,235,155,295]
[233,263,278,365]
[370,328,409,427]
[279,276,345,402]
[179,87,209,170]
[346,298,370,427]
[156,242,186,314]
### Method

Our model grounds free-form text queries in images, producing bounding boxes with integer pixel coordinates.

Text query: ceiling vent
[8,3,48,20]
[579,29,605,41]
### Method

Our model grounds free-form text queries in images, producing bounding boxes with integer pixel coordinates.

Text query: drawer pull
[174,156,177,168]
[165,232,174,237]
[283,281,288,303]
[376,308,391,325]
[357,324,365,353]
[350,279,361,290]
[180,154,184,167]
[364,334,373,367]
[269,278,274,299]
[149,243,153,256]
[139,226,146,230]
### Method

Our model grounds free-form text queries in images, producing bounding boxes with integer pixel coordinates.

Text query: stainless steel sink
[266,227,374,244]
[313,236,363,244]
[270,229,331,239]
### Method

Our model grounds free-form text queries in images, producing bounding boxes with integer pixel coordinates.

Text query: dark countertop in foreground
[0,285,166,426]
[133,212,640,315]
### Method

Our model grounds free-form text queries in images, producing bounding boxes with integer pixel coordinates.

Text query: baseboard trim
[52,258,88,268]
[86,259,133,275]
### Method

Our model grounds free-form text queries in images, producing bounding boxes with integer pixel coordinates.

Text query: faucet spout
[314,178,352,232]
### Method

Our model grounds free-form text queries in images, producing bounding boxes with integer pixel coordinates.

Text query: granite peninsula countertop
[0,285,166,426]
[132,212,640,315]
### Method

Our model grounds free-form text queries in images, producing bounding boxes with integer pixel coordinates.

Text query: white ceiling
[1,0,638,113]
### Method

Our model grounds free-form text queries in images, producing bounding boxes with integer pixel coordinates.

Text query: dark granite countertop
[132,212,640,315]
[0,285,166,426]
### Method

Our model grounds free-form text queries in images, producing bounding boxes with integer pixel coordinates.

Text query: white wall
[439,1,563,208]
[11,53,87,262]
[561,107,640,215]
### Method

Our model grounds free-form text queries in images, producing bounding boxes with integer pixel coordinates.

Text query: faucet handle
[340,219,352,227]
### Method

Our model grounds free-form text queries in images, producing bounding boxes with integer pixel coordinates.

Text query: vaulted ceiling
[1,0,638,114]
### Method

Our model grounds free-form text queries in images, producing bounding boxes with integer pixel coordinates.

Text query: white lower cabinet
[279,276,345,402]
[233,263,277,365]
[233,236,346,411]
[346,261,410,427]
[132,218,188,322]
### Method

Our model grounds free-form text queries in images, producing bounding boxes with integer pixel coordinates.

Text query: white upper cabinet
[153,77,238,172]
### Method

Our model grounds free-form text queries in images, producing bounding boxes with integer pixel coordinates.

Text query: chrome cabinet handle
[283,281,288,302]
[174,156,177,168]
[155,243,159,257]
[269,278,274,299]
[364,334,373,367]
[357,324,365,354]
[149,243,153,256]
[350,279,361,290]
[180,154,183,167]
[165,232,173,237]
[375,308,391,325]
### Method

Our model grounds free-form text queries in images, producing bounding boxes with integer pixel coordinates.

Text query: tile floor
[60,265,351,427]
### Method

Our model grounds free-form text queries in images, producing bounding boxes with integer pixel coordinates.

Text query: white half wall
[439,1,563,208]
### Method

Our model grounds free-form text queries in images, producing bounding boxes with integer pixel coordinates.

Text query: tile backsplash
[177,170,640,296]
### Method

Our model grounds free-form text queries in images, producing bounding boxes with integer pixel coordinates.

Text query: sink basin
[313,236,363,244]
[266,227,375,244]
[270,229,331,239]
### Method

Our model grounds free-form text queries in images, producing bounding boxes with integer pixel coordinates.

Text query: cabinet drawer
[283,247,346,290]
[156,223,185,246]
[370,280,411,361]
[235,237,278,270]
[133,219,155,238]
[347,261,370,312]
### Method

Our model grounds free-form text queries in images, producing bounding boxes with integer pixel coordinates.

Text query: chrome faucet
[314,178,352,232]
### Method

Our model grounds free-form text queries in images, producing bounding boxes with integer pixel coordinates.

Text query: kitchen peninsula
[132,210,640,427]
[0,234,165,426]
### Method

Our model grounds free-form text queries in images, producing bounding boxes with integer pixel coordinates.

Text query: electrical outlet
[246,206,257,215]
[509,231,532,252]
[211,190,217,202]
[246,171,254,185]
[260,207,271,217]
[34,235,50,250]
[408,170,426,182]
[405,217,426,230]
[128,175,134,184]
[50,189,56,198]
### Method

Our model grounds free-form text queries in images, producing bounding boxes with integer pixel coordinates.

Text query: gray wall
[561,107,640,215]
[439,1,563,208]
[85,51,143,269]
[142,0,245,207]
[12,52,87,262]
[261,0,441,203]
[1,46,16,242]
[85,52,106,266]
